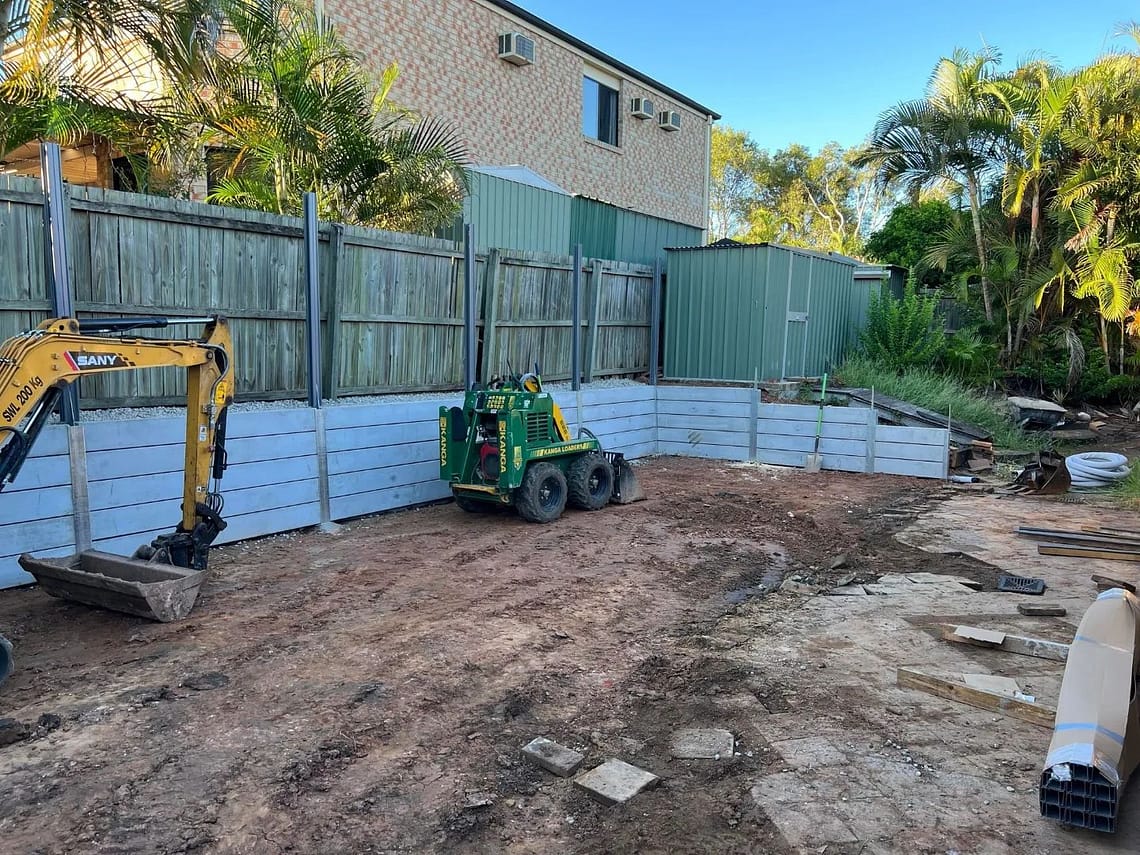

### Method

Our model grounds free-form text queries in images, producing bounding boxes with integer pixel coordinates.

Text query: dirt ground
[1,457,1139,854]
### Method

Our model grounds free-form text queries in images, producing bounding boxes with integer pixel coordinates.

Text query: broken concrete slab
[953,626,1006,645]
[772,735,847,768]
[1018,602,1067,617]
[962,673,1022,697]
[779,579,823,595]
[521,737,584,778]
[574,758,659,805]
[671,728,734,760]
[760,801,859,848]
[862,583,911,596]
[827,584,868,597]
[906,572,983,590]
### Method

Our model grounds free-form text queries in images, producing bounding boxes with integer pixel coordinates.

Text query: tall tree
[192,0,467,231]
[985,60,1075,259]
[737,142,889,253]
[709,125,759,240]
[0,0,218,160]
[864,199,958,286]
[858,48,1008,321]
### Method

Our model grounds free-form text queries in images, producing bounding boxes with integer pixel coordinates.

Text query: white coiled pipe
[1065,452,1132,488]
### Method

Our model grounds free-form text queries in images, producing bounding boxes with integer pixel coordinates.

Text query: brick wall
[326,0,711,229]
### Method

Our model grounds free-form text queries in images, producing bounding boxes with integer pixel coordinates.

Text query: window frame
[582,72,620,148]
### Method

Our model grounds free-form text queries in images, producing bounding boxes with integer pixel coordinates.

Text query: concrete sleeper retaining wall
[0,385,947,589]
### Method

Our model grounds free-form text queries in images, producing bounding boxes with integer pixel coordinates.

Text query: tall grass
[834,357,1042,451]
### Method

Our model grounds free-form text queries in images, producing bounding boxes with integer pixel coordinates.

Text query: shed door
[782,254,813,379]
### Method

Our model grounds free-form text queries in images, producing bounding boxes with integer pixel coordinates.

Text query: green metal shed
[664,241,877,382]
[438,169,707,264]
[438,167,573,253]
[570,196,705,268]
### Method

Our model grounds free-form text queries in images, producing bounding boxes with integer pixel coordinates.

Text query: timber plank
[896,667,1056,728]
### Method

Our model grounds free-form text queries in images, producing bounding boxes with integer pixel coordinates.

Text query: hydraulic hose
[1065,452,1132,489]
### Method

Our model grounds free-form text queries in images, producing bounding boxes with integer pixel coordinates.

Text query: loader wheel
[567,452,613,510]
[516,463,568,523]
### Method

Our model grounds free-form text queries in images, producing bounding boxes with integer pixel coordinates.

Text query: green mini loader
[439,371,645,523]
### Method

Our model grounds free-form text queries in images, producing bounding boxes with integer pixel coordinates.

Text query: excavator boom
[0,316,235,685]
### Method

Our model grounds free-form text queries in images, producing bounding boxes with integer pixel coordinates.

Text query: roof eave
[485,0,721,120]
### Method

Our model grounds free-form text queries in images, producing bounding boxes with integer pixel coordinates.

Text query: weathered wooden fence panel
[329,226,468,394]
[481,252,654,383]
[69,186,310,405]
[0,176,51,343]
[0,178,654,406]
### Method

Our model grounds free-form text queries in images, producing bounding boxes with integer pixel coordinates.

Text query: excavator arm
[0,315,234,562]
[0,315,235,687]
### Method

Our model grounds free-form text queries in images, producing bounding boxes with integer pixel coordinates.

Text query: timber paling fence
[0,174,659,408]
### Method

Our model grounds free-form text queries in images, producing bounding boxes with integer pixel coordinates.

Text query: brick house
[324,0,719,230]
[3,0,717,232]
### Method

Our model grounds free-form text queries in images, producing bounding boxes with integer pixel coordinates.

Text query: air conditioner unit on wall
[631,97,655,119]
[658,110,681,132]
[498,32,535,65]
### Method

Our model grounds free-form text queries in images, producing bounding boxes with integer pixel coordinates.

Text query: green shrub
[940,327,1000,386]
[1013,338,1140,404]
[859,277,945,371]
[834,356,1041,450]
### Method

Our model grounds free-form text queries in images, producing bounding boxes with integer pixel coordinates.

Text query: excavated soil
[0,458,1013,853]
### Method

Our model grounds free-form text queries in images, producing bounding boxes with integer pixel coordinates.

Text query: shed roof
[665,240,859,265]
[469,164,570,194]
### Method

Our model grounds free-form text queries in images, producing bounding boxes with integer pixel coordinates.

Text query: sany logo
[64,352,130,371]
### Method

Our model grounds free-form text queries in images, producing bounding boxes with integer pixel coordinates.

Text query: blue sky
[520,0,1138,152]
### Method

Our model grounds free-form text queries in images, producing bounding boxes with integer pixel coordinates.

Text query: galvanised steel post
[463,225,477,390]
[302,192,322,408]
[649,258,663,385]
[41,143,79,424]
[571,244,583,390]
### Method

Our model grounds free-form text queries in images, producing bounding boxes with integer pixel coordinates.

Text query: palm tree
[1,0,219,164]
[985,61,1075,259]
[191,0,467,232]
[1046,40,1140,367]
[857,48,1008,322]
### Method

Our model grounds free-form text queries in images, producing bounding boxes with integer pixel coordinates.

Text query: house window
[583,75,619,147]
[111,156,149,193]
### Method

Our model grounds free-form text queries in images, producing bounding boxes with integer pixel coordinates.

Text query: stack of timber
[1017,525,1140,564]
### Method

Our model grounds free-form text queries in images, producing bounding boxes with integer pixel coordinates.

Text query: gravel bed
[51,378,644,422]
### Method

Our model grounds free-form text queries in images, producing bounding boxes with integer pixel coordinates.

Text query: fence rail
[0,176,656,407]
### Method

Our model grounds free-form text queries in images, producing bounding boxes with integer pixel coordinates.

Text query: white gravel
[52,378,645,422]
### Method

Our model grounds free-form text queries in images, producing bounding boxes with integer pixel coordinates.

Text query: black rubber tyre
[515,462,568,523]
[0,633,11,686]
[455,495,500,514]
[567,452,613,510]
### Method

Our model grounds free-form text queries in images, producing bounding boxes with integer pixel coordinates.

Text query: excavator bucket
[18,551,207,622]
[608,453,647,505]
[1012,452,1072,496]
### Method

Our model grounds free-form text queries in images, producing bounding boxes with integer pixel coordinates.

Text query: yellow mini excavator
[0,315,234,685]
